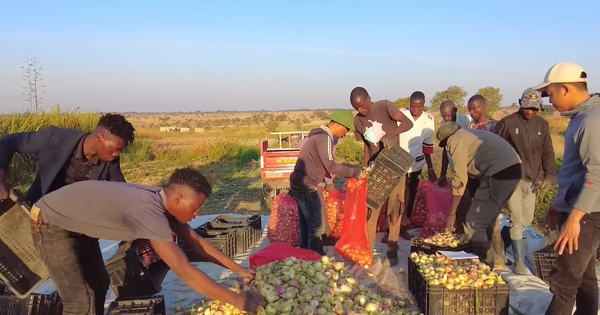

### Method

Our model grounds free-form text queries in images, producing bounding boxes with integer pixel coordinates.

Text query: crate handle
[475,288,480,315]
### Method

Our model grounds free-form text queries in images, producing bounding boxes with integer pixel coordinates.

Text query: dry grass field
[0,105,568,221]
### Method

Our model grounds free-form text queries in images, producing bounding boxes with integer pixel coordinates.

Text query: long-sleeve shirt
[554,95,600,214]
[290,126,361,188]
[494,112,556,183]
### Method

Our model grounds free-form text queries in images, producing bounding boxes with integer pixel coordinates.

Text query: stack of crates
[105,241,170,299]
[179,215,262,262]
[0,283,63,315]
[106,295,166,315]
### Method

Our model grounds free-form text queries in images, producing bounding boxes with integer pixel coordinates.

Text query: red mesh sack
[249,242,322,269]
[377,202,387,232]
[411,181,429,228]
[420,182,452,238]
[267,193,299,246]
[335,179,373,267]
[323,189,345,238]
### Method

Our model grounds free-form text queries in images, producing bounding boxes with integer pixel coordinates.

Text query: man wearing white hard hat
[534,62,600,315]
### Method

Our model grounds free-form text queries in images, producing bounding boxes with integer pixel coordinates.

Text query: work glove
[326,183,335,194]
[446,212,457,232]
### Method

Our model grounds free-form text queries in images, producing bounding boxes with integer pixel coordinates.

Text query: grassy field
[0,106,568,222]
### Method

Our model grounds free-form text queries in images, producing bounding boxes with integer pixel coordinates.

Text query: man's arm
[387,103,413,136]
[317,136,362,179]
[150,240,263,311]
[423,118,436,181]
[445,141,469,230]
[169,221,247,275]
[571,122,600,214]
[439,148,449,185]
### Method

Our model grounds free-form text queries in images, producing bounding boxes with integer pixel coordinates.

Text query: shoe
[382,242,399,267]
[471,241,493,265]
[380,233,389,244]
[400,226,412,240]
[512,239,529,275]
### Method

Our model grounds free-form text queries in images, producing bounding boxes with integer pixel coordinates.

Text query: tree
[394,97,410,109]
[476,86,503,114]
[429,85,468,112]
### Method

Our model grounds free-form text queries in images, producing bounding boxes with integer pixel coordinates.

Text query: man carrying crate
[436,122,521,269]
[30,167,266,315]
[290,110,366,256]
[350,86,414,267]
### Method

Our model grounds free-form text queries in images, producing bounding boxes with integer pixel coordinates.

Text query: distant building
[194,128,205,133]
[180,127,190,132]
[159,126,180,132]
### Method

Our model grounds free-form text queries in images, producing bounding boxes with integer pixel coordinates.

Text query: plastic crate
[0,194,49,298]
[410,237,472,256]
[532,245,557,284]
[106,295,166,315]
[366,146,415,210]
[213,215,263,252]
[0,283,63,315]
[105,242,170,299]
[408,258,510,315]
[178,226,236,262]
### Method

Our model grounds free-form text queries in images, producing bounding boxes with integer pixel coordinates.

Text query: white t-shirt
[398,109,435,172]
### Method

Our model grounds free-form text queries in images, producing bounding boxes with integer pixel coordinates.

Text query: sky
[1,0,599,113]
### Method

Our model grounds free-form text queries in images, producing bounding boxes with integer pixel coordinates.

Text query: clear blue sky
[1,0,598,113]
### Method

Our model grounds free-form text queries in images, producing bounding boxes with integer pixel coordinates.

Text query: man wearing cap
[350,86,414,267]
[494,88,557,275]
[437,122,521,267]
[290,109,366,255]
[438,100,473,188]
[531,62,600,315]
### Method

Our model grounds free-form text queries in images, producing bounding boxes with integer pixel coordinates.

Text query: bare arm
[363,144,371,168]
[390,111,414,136]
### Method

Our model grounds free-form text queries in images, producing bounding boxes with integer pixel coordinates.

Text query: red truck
[259,131,310,199]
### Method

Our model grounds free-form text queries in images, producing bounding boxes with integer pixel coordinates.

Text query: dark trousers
[404,170,422,219]
[546,212,600,315]
[455,177,480,234]
[31,222,110,315]
[290,185,325,255]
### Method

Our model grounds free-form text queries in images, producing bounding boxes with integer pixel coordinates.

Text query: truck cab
[259,131,310,199]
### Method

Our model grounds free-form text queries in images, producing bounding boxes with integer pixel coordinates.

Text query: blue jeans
[290,185,325,255]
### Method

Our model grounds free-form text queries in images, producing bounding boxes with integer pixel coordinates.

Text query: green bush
[335,135,363,165]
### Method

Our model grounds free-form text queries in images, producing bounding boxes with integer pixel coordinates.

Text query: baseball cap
[436,122,460,147]
[532,61,587,91]
[520,88,544,111]
[326,109,355,131]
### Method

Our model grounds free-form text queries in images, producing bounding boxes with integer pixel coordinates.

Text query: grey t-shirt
[36,181,175,242]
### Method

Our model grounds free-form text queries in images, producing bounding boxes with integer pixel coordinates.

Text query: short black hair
[167,167,212,197]
[350,87,369,102]
[468,94,486,105]
[97,113,135,146]
[410,91,425,102]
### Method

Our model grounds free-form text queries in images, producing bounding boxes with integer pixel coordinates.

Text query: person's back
[36,180,174,242]
[446,128,521,179]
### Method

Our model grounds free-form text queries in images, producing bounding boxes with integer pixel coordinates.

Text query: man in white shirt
[381,91,437,243]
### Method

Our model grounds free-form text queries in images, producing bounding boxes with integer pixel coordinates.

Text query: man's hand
[427,169,438,182]
[554,209,585,255]
[438,175,447,187]
[237,268,255,283]
[382,136,397,149]
[358,171,368,181]
[326,182,335,194]
[536,178,555,196]
[446,213,456,232]
[234,291,266,313]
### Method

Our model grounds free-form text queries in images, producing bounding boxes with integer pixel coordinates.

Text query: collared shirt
[36,181,175,242]
[398,109,435,172]
[64,135,99,185]
[441,113,472,129]
[467,117,498,132]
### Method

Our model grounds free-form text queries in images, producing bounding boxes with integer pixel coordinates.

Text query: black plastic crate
[212,215,263,253]
[178,226,236,262]
[366,146,415,210]
[533,245,557,284]
[410,237,473,256]
[105,242,170,299]
[0,283,63,315]
[408,257,509,315]
[0,194,49,298]
[106,295,166,315]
